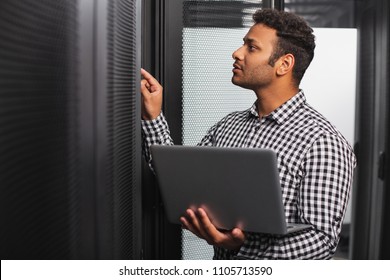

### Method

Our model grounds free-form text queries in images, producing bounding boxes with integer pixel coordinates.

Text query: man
[140,9,356,259]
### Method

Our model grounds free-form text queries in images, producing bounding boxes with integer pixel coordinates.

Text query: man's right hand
[140,68,163,120]
[181,208,245,252]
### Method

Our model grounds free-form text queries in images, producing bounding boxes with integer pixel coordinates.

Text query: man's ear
[276,54,295,76]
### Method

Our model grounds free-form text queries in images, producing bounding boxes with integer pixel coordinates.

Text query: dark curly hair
[253,9,315,86]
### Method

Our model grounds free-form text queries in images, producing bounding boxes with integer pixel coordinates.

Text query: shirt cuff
[141,112,169,135]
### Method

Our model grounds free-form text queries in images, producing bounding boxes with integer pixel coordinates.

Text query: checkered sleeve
[217,133,356,260]
[296,133,356,258]
[197,122,219,147]
[141,112,174,170]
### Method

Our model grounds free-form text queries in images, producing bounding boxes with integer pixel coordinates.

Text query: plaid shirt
[142,91,356,259]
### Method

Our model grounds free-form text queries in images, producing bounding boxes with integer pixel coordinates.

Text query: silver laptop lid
[151,145,289,234]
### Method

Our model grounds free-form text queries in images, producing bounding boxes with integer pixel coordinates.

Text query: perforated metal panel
[0,0,141,260]
[0,0,80,259]
[181,0,263,260]
[106,0,141,259]
[92,0,141,259]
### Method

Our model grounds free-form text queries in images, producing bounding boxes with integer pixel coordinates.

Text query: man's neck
[254,86,299,117]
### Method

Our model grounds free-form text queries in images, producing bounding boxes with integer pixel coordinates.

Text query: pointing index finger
[141,68,159,87]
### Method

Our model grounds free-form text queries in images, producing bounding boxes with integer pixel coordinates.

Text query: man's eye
[248,45,256,51]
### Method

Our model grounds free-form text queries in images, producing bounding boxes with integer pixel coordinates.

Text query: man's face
[232,24,278,91]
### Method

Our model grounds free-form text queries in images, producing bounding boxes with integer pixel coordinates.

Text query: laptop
[150,145,312,235]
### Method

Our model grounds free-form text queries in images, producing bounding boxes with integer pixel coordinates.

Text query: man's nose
[232,46,244,60]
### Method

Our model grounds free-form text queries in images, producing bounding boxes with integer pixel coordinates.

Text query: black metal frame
[379,0,390,260]
[78,0,97,259]
[141,0,182,260]
[350,0,389,260]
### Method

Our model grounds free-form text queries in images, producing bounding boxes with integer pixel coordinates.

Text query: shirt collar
[249,90,307,125]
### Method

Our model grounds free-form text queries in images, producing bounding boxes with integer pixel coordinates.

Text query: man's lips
[233,63,242,72]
